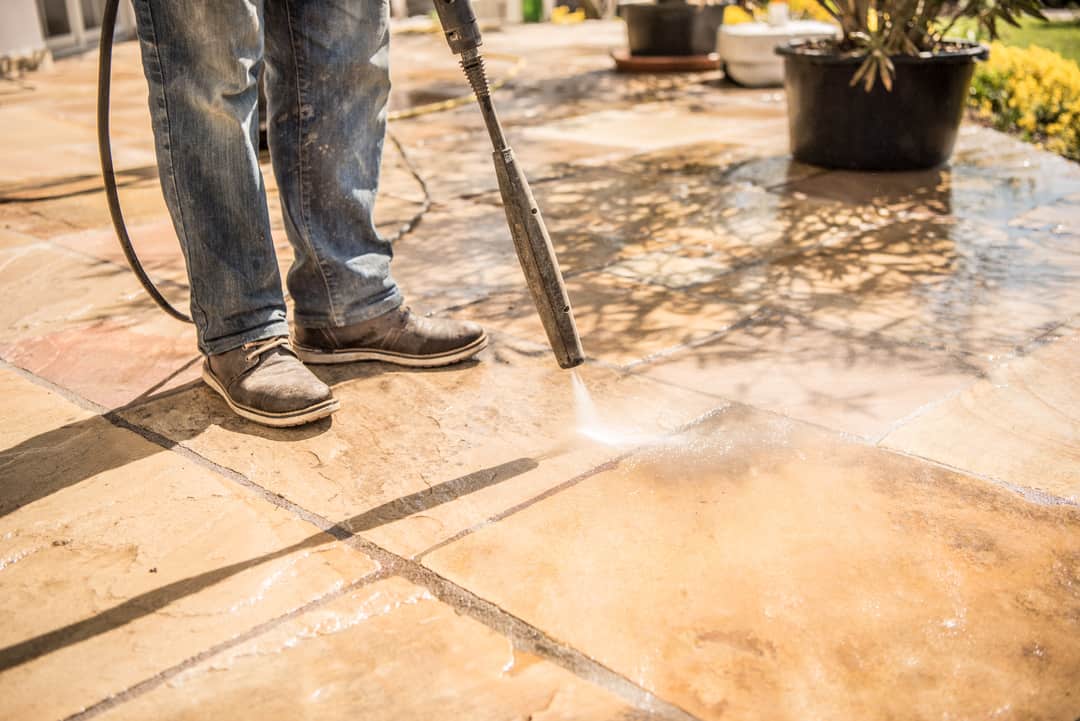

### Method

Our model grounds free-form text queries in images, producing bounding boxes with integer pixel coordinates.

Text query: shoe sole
[201,366,340,428]
[293,333,488,368]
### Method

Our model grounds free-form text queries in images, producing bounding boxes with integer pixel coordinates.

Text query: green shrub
[969,43,1080,161]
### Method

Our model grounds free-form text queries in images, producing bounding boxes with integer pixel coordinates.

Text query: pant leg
[131,0,289,355]
[263,0,402,328]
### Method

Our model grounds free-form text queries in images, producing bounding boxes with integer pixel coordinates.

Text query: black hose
[97,0,192,322]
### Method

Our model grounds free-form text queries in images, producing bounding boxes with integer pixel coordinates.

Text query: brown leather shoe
[293,307,487,367]
[202,337,339,427]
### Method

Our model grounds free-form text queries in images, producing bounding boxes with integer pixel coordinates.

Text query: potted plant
[770,0,1045,169]
[621,0,732,57]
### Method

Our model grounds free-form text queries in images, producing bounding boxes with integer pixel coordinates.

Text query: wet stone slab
[636,311,982,439]
[692,215,1080,360]
[0,370,377,721]
[787,126,1080,225]
[116,341,723,559]
[425,405,1080,721]
[97,577,638,721]
[883,323,1080,502]
[455,271,751,366]
[474,152,878,282]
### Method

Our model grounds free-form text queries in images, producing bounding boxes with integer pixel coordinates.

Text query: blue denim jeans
[132,0,402,355]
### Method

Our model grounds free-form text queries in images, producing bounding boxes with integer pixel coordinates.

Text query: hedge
[969,42,1080,161]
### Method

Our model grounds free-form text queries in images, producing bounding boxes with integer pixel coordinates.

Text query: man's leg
[130,0,287,353]
[263,0,486,367]
[131,0,337,426]
[262,0,400,327]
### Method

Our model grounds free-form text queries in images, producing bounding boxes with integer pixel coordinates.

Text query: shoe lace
[242,336,291,362]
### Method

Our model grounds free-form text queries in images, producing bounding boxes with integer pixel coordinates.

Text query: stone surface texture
[1,19,1078,721]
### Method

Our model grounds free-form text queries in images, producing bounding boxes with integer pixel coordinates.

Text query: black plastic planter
[776,41,989,170]
[623,2,728,57]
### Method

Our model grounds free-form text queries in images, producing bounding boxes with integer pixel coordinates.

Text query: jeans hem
[292,287,403,329]
[201,319,291,356]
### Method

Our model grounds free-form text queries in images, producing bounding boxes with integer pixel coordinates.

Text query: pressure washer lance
[432,0,584,369]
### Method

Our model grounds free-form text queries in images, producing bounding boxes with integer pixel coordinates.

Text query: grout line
[879,445,1079,508]
[2,358,706,721]
[61,568,392,721]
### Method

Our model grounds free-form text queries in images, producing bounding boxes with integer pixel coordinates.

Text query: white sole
[201,367,339,428]
[294,333,488,367]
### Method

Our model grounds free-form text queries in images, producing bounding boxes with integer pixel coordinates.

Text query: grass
[950,16,1080,63]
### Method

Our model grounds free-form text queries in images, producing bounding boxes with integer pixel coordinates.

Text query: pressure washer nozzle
[432,0,483,55]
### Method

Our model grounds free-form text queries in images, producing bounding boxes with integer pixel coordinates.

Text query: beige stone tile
[0,228,40,250]
[389,201,524,311]
[882,328,1080,501]
[1,314,199,409]
[457,271,751,366]
[0,105,157,187]
[99,577,633,721]
[0,244,188,346]
[393,129,629,201]
[117,341,723,559]
[50,217,188,280]
[426,406,1080,721]
[0,178,169,239]
[0,369,377,721]
[637,312,981,439]
[524,103,787,155]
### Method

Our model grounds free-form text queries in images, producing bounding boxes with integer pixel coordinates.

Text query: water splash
[570,370,667,448]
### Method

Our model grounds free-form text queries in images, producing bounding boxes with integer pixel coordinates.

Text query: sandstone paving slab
[425,405,1080,721]
[882,324,1080,502]
[0,177,169,239]
[0,243,188,347]
[388,200,524,311]
[0,228,41,250]
[391,128,629,202]
[0,105,156,188]
[50,217,188,283]
[1,314,199,409]
[636,311,982,440]
[116,341,724,559]
[523,105,782,154]
[456,271,752,366]
[0,369,378,721]
[98,577,637,721]
[692,215,1080,361]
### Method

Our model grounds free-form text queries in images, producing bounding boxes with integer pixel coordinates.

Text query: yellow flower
[969,43,1080,160]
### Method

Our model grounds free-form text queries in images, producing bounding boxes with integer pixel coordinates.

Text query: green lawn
[951,16,1080,63]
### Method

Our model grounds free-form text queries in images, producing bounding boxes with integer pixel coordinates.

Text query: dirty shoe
[293,307,487,367]
[202,337,339,427]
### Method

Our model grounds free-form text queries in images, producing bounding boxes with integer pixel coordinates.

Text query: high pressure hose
[97,0,191,322]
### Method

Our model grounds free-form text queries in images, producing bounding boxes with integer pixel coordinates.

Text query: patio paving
[1,20,1078,721]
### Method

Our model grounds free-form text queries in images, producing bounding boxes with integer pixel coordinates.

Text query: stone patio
[2,20,1079,721]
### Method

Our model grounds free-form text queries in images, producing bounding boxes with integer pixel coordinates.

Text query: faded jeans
[131,0,402,355]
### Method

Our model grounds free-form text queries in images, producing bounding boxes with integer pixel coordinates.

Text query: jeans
[131,0,402,355]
